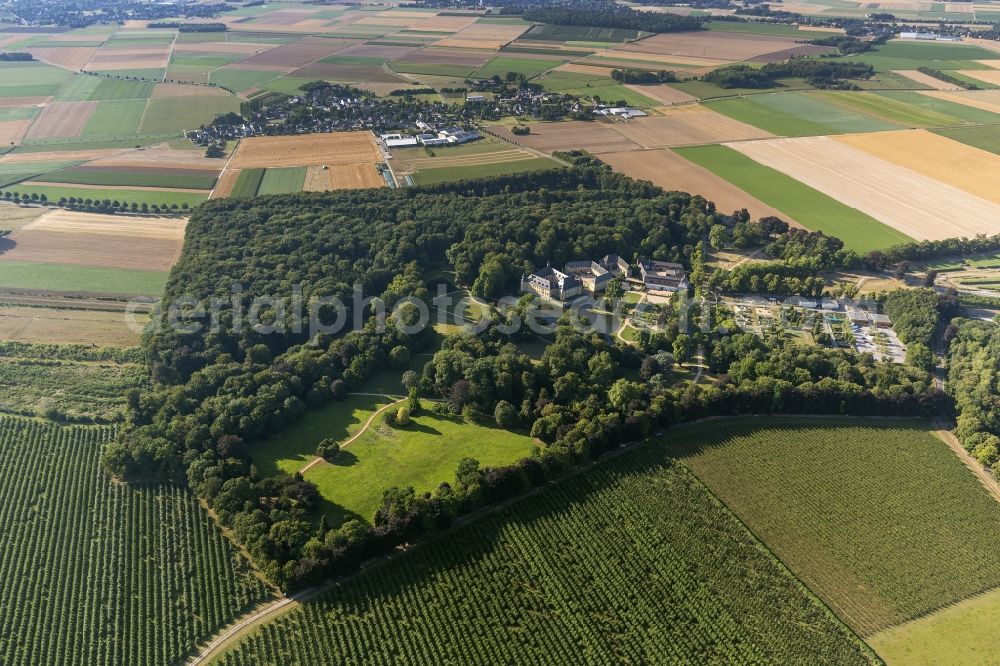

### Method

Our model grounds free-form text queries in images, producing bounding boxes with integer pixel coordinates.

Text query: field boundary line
[209,140,242,199]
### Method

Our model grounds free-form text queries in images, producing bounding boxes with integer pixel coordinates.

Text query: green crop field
[935,125,1000,155]
[257,166,306,195]
[829,40,1000,72]
[303,409,538,525]
[57,76,155,102]
[875,90,1000,124]
[0,260,169,295]
[521,23,640,42]
[37,168,217,190]
[670,77,813,100]
[81,100,147,137]
[820,90,995,127]
[230,168,265,197]
[0,416,271,666]
[411,158,559,185]
[705,19,806,36]
[215,440,875,665]
[0,62,72,98]
[472,55,565,80]
[209,68,280,93]
[674,145,911,252]
[4,183,207,208]
[389,60,479,78]
[706,92,901,136]
[138,95,242,133]
[13,136,174,152]
[869,586,1000,665]
[535,70,658,107]
[671,418,1000,636]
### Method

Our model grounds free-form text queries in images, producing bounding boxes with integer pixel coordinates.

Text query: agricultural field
[671,418,1000,637]
[0,416,272,665]
[675,144,911,251]
[216,132,386,197]
[215,439,875,665]
[391,137,558,186]
[726,135,1000,240]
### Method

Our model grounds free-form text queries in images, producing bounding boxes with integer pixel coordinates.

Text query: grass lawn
[706,92,900,136]
[869,586,1000,665]
[230,168,264,197]
[674,145,910,252]
[0,260,167,295]
[81,100,147,137]
[411,158,559,185]
[934,125,1000,155]
[252,394,395,479]
[671,418,1000,636]
[4,183,207,208]
[138,96,242,133]
[257,167,306,195]
[304,410,537,525]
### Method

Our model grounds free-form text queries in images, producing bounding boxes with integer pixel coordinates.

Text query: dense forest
[702,60,874,89]
[948,319,1000,468]
[106,168,947,590]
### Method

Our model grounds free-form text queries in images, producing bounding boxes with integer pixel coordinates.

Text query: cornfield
[0,416,272,665]
[216,442,876,665]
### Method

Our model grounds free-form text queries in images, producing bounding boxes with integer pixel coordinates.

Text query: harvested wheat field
[624,84,697,105]
[0,96,50,108]
[488,122,641,154]
[150,83,232,99]
[0,305,144,346]
[729,136,1000,240]
[835,129,1000,206]
[599,148,799,224]
[229,132,381,169]
[393,147,539,173]
[211,168,240,199]
[1,209,186,271]
[920,89,1000,114]
[27,46,98,71]
[0,148,123,165]
[592,50,727,68]
[22,101,96,140]
[612,104,773,148]
[956,69,1000,86]
[0,119,32,146]
[433,22,530,50]
[328,163,384,190]
[614,31,805,62]
[893,69,962,90]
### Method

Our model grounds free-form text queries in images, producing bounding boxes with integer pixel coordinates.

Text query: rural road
[298,395,406,475]
[934,422,1000,504]
[188,595,298,666]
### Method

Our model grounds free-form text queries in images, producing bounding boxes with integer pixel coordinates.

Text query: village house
[638,258,688,292]
[563,260,611,293]
[522,264,582,301]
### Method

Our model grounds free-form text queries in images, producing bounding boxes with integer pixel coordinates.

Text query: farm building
[564,260,611,293]
[380,133,419,148]
[638,258,687,292]
[522,264,582,301]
